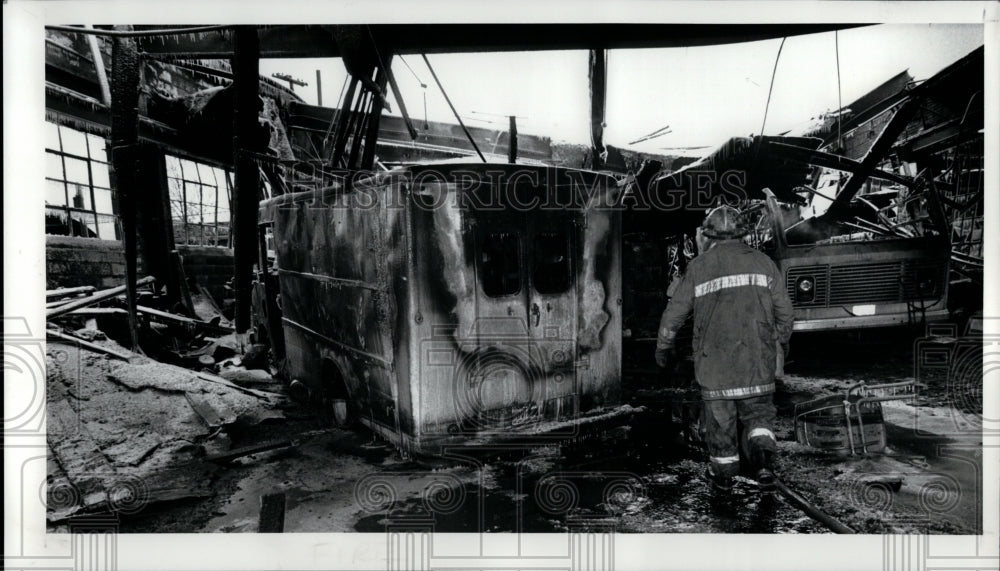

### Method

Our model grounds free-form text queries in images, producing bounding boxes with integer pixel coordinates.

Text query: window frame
[478,230,524,299]
[165,154,234,247]
[529,225,574,296]
[44,123,119,240]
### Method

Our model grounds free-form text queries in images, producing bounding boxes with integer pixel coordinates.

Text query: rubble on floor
[45,331,286,525]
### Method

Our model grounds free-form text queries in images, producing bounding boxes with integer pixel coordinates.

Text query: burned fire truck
[255,162,630,454]
[633,134,952,337]
[625,47,980,342]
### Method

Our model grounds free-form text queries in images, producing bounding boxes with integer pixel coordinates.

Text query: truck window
[481,232,521,297]
[532,230,572,294]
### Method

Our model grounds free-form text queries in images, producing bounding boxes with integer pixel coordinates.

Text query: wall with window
[166,155,233,247]
[44,124,237,299]
[45,122,119,240]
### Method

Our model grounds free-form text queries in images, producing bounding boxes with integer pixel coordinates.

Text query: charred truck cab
[255,162,627,455]
[759,188,951,331]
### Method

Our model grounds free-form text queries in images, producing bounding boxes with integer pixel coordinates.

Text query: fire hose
[773,477,856,534]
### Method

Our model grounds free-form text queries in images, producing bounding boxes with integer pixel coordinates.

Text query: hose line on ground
[774,477,856,534]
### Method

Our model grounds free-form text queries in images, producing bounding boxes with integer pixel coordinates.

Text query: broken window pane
[45,207,70,235]
[44,124,120,240]
[480,232,521,297]
[69,211,97,238]
[532,230,572,294]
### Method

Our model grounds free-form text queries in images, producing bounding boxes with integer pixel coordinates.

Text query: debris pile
[44,277,294,526]
[44,276,271,373]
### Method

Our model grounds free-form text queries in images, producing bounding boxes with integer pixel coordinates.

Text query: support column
[589,48,607,171]
[135,147,185,311]
[110,26,141,350]
[232,26,261,335]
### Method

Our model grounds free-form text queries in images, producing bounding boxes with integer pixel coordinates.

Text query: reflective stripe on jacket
[657,240,794,400]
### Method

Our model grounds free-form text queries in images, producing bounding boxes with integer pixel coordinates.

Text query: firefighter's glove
[655,345,676,370]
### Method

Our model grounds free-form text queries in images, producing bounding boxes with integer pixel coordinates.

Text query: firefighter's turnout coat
[657,240,794,400]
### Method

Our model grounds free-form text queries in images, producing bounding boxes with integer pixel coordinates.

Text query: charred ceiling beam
[825,95,922,219]
[825,46,982,218]
[767,141,915,188]
[138,24,861,59]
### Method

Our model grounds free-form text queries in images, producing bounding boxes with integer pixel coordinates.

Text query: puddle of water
[353,426,827,534]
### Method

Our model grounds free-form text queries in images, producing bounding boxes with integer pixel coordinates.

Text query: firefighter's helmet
[700,205,747,239]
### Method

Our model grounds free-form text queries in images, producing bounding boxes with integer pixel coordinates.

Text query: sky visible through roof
[260,24,983,155]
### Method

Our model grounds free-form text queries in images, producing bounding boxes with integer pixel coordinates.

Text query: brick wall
[46,236,234,303]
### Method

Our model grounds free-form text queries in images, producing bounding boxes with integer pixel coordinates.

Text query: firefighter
[655,205,794,491]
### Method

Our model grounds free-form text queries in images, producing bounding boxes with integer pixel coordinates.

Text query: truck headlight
[916,267,938,297]
[796,276,815,302]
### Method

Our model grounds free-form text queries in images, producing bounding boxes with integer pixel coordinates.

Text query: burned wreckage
[255,163,628,454]
[630,47,983,339]
[32,21,989,538]
[41,24,980,460]
[249,44,982,455]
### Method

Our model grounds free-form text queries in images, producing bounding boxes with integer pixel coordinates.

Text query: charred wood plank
[170,250,196,316]
[64,307,130,316]
[136,304,233,333]
[205,439,294,464]
[46,276,156,319]
[47,330,132,361]
[194,371,276,399]
[47,285,97,299]
[184,393,225,429]
[258,492,286,533]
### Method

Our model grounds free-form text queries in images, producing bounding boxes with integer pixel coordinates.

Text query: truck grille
[786,259,947,308]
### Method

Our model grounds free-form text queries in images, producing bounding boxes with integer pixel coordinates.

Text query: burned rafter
[134,24,862,60]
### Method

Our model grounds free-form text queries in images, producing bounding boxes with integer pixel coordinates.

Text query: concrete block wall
[46,236,234,304]
[176,245,234,303]
[46,235,136,290]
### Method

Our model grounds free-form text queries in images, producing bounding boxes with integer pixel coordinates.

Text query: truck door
[466,209,533,427]
[526,209,579,417]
